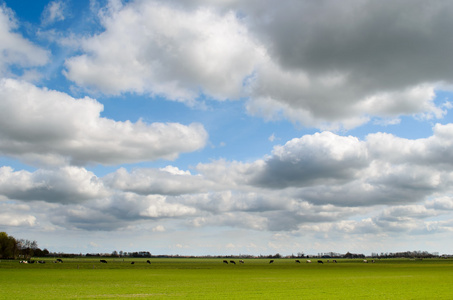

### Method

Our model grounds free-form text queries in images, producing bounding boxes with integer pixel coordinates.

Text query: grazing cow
[223,260,228,264]
[317,260,323,264]
[38,260,45,264]
[269,260,274,264]
[306,260,312,263]
[230,260,236,264]
[333,260,337,263]
[372,260,375,263]
[56,259,63,263]
[131,262,135,265]
[295,260,300,263]
[100,260,107,263]
[239,260,244,264]
[147,260,151,264]
[363,260,368,263]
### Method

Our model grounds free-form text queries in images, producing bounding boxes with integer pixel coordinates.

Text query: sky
[1,0,453,256]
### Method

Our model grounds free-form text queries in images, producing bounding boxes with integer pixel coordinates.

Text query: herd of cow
[19,259,61,264]
[19,258,375,265]
[222,260,245,264]
[223,259,375,264]
[100,259,152,264]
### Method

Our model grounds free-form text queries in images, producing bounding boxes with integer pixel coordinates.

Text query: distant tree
[0,232,19,259]
[17,239,38,259]
[34,248,49,257]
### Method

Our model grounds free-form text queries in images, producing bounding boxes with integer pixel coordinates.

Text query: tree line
[0,232,49,259]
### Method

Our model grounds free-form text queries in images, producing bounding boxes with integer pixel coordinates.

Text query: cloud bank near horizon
[2,126,453,239]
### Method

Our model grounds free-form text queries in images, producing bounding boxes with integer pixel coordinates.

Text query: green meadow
[1,258,452,299]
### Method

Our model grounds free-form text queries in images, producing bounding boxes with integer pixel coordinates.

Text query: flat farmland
[1,258,452,299]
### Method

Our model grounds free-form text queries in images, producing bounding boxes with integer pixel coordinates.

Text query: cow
[223,260,228,264]
[56,259,63,263]
[306,260,312,263]
[363,260,368,263]
[239,260,244,264]
[333,260,337,263]
[100,260,107,263]
[131,262,135,265]
[229,260,236,264]
[146,260,151,264]
[372,260,375,263]
[269,260,274,264]
[38,260,45,264]
[295,260,300,263]
[317,260,323,264]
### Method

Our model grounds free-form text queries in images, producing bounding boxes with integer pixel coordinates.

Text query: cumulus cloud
[0,202,36,227]
[64,0,263,102]
[251,132,369,188]
[367,123,453,167]
[0,5,49,76]
[61,0,453,129]
[104,167,213,196]
[242,0,453,128]
[47,192,198,231]
[426,196,453,211]
[0,166,107,204]
[0,78,208,166]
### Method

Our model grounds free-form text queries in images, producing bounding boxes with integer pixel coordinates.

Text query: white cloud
[104,167,213,196]
[252,132,369,188]
[152,225,166,232]
[41,1,66,25]
[64,1,263,103]
[0,78,208,166]
[0,5,49,76]
[426,197,453,211]
[0,202,36,227]
[0,214,36,227]
[0,166,108,204]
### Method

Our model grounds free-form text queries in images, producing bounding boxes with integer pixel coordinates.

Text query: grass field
[1,257,453,299]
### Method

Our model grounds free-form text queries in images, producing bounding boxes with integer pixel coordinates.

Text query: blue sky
[2,0,453,256]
